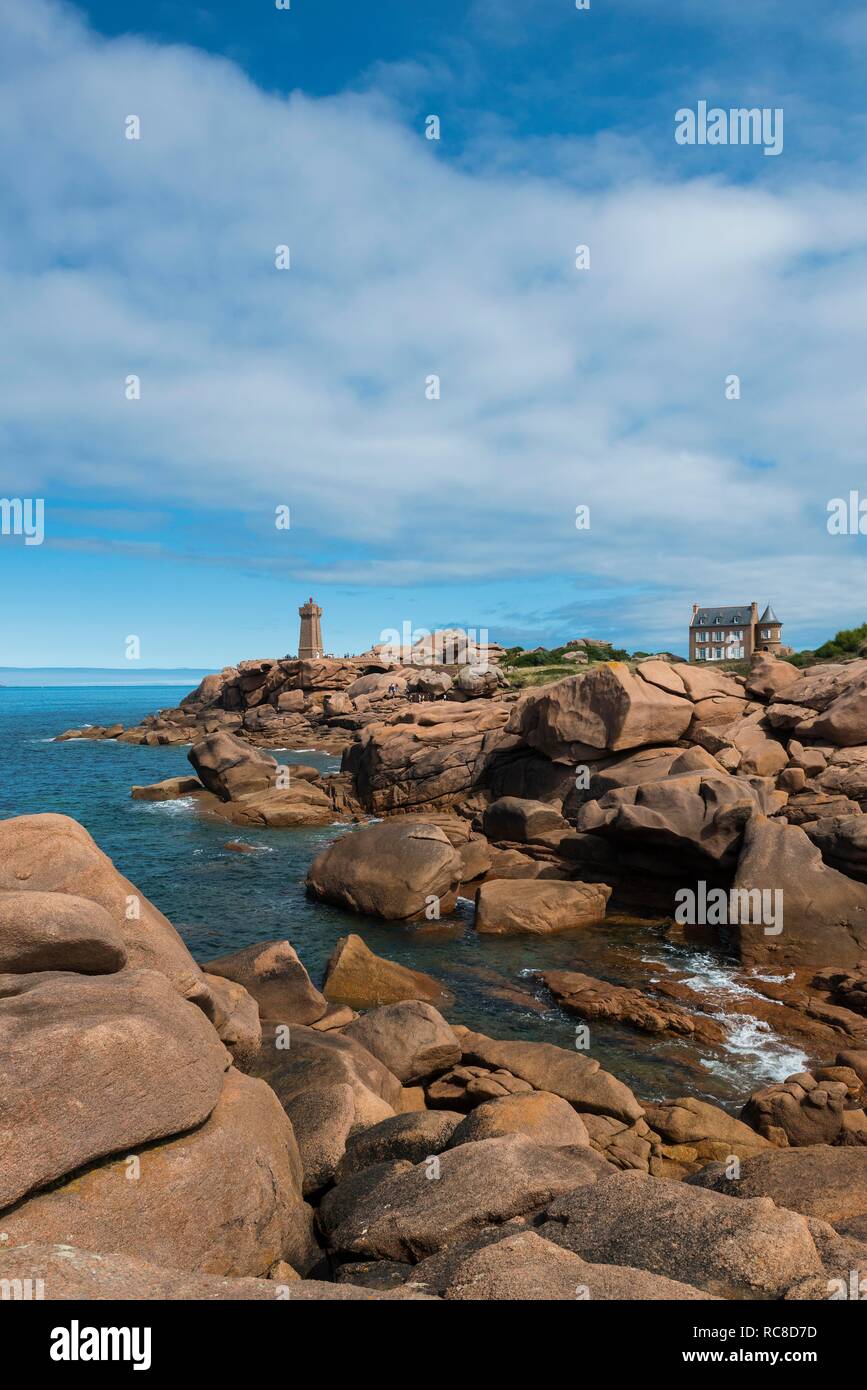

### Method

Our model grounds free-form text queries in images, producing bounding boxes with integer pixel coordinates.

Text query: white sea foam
[138,797,197,815]
[643,950,776,1005]
[701,1012,809,1086]
[639,948,808,1087]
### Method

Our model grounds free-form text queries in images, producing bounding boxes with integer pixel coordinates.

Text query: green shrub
[812,623,867,661]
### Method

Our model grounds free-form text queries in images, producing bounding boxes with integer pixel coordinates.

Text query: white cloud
[2,0,867,642]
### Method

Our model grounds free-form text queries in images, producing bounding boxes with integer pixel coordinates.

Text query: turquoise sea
[0,684,809,1106]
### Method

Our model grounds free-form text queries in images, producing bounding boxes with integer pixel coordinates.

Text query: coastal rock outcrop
[740,1072,848,1147]
[0,967,229,1211]
[251,1023,402,1129]
[283,1083,358,1196]
[457,1028,644,1124]
[687,1147,867,1228]
[345,701,510,813]
[25,639,867,1304]
[0,813,213,1008]
[307,820,463,920]
[800,669,867,746]
[336,1112,464,1182]
[203,972,262,1069]
[578,771,784,867]
[343,1001,462,1083]
[327,1133,614,1261]
[8,803,867,1302]
[543,970,726,1045]
[745,652,804,702]
[807,814,867,881]
[585,745,725,797]
[482,795,568,842]
[186,733,337,826]
[0,890,127,974]
[0,817,325,1284]
[541,1170,825,1299]
[732,815,867,967]
[0,1243,429,1300]
[474,879,611,935]
[131,775,203,801]
[445,1091,591,1149]
[642,1095,773,1176]
[204,939,327,1025]
[189,730,279,799]
[513,663,694,760]
[322,933,452,1008]
[1,1067,315,1277]
[408,1229,714,1301]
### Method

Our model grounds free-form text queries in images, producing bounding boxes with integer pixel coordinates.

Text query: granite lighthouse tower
[298,597,324,659]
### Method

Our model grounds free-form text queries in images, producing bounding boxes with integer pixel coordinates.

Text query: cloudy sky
[2,0,867,667]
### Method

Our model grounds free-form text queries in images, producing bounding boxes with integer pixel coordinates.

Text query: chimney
[691,604,698,616]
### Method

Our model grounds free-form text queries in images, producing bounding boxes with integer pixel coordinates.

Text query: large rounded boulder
[344,1001,462,1083]
[0,968,229,1211]
[307,821,463,920]
[188,731,277,801]
[0,814,212,1007]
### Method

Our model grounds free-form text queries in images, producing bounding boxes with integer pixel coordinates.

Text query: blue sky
[2,0,867,667]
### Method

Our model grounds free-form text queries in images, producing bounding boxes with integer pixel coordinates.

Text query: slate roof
[691,605,751,628]
[759,604,781,624]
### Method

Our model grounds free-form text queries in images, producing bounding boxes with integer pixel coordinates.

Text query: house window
[761,628,773,639]
[714,647,723,659]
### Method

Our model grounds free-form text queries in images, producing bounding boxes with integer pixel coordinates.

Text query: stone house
[689,602,783,662]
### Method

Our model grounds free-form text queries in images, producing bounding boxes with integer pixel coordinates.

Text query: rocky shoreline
[107,648,867,1060]
[1,813,866,1301]
[9,647,867,1299]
